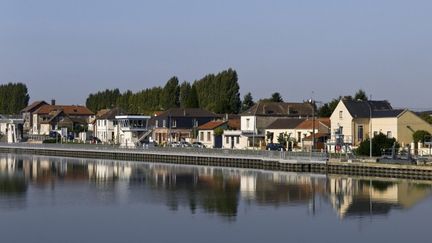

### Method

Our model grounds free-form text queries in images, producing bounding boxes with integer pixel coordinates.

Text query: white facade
[241,116,256,132]
[95,119,117,144]
[116,115,151,148]
[198,129,215,148]
[222,130,248,149]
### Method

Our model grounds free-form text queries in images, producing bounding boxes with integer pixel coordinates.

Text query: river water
[0,153,431,243]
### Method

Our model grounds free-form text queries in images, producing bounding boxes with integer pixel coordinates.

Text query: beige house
[330,99,432,148]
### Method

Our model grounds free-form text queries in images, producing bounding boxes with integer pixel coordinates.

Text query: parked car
[87,136,102,144]
[266,143,286,151]
[179,141,192,148]
[192,142,206,148]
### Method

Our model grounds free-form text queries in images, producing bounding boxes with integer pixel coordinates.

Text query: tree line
[0,83,30,114]
[86,69,242,114]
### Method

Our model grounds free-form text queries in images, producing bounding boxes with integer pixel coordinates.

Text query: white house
[94,108,126,144]
[115,115,151,148]
[197,120,228,148]
[237,102,315,149]
[0,115,24,143]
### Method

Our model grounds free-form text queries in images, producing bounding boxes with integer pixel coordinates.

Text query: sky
[0,0,431,110]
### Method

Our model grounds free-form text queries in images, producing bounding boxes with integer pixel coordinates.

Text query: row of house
[16,98,432,152]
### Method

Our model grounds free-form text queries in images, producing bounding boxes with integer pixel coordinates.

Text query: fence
[0,143,328,163]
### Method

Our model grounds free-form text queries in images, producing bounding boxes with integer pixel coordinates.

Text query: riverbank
[0,143,432,180]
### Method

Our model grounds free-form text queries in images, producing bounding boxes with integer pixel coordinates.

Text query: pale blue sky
[1,0,431,109]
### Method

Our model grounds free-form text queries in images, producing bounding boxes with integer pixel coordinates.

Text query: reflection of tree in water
[150,171,240,219]
[0,174,27,195]
[199,175,239,219]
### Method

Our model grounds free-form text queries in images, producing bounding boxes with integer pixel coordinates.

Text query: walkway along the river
[1,143,432,180]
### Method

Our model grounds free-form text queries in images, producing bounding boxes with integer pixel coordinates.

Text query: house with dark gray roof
[238,102,314,149]
[330,99,432,148]
[150,108,219,144]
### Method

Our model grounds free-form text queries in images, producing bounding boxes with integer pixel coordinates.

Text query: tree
[412,130,431,143]
[0,82,30,114]
[194,68,241,114]
[318,97,340,117]
[270,92,283,102]
[419,113,432,124]
[179,81,199,108]
[241,92,255,112]
[356,133,398,156]
[161,77,180,110]
[354,89,368,101]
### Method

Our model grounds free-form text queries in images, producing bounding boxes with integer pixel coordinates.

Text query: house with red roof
[24,100,95,135]
[197,120,229,148]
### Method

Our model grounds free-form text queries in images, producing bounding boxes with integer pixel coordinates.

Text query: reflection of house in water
[87,161,132,181]
[327,176,432,218]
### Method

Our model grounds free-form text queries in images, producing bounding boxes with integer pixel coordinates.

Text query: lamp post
[368,102,372,158]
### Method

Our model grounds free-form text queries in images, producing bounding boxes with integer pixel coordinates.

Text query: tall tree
[270,92,283,102]
[354,89,368,101]
[241,92,255,112]
[180,81,198,108]
[0,82,30,114]
[318,97,341,117]
[161,77,180,109]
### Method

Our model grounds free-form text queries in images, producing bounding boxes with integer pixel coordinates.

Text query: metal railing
[0,143,328,163]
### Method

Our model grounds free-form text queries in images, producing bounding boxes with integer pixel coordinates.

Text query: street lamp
[367,101,372,158]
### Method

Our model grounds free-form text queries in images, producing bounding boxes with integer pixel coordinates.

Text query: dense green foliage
[241,92,255,112]
[86,69,241,114]
[194,69,240,114]
[354,89,368,101]
[260,92,284,103]
[419,113,432,124]
[0,83,30,114]
[412,130,431,143]
[356,133,398,156]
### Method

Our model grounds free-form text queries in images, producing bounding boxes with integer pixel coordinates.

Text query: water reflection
[0,153,431,220]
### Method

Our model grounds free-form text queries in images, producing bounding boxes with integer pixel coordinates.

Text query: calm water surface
[0,153,431,243]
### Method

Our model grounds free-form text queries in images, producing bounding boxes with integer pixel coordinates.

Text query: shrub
[356,133,398,156]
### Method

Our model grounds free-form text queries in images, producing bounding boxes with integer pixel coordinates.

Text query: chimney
[51,99,56,106]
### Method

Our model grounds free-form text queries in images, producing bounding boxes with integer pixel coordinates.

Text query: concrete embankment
[0,144,432,180]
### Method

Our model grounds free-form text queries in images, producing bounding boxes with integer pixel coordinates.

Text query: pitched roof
[303,133,330,140]
[227,118,241,130]
[242,102,314,117]
[296,118,331,130]
[98,107,127,120]
[34,104,94,116]
[21,101,48,113]
[157,108,218,118]
[342,100,394,118]
[372,109,406,118]
[266,118,305,129]
[197,120,227,130]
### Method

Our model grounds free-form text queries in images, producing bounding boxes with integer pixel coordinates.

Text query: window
[155,120,159,128]
[226,136,229,144]
[339,111,343,119]
[162,120,166,128]
[236,137,239,144]
[358,125,364,142]
[172,119,177,128]
[200,132,204,141]
[207,132,211,141]
[246,118,250,129]
[387,131,392,138]
[298,132,302,142]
